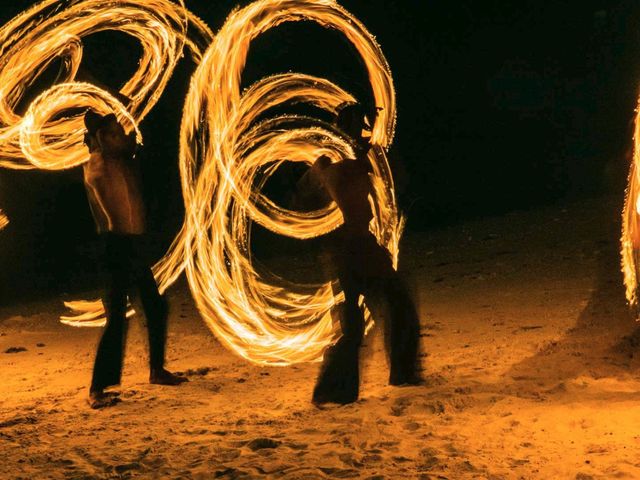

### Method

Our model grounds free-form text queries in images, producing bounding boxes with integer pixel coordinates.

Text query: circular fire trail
[0,0,402,365]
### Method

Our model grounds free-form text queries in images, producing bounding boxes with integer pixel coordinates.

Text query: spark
[0,0,401,365]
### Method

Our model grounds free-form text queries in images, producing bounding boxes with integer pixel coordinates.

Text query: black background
[0,0,639,304]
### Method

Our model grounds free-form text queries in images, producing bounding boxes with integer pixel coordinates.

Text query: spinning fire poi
[0,0,403,365]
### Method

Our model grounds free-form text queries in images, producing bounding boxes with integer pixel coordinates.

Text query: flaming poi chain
[0,0,402,365]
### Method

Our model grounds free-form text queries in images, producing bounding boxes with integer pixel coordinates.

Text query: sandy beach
[2,195,640,479]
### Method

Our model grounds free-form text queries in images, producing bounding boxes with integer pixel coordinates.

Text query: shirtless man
[83,110,186,408]
[304,103,422,405]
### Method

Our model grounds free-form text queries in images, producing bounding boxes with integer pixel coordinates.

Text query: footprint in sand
[371,440,401,454]
[286,442,308,451]
[391,395,446,417]
[213,467,248,479]
[404,421,421,431]
[4,346,27,353]
[182,366,218,376]
[246,438,281,451]
[362,453,384,464]
[417,447,441,470]
[338,452,363,468]
[141,456,168,469]
[575,474,595,480]
[213,447,242,462]
[0,415,37,428]
[114,462,141,474]
[318,467,360,478]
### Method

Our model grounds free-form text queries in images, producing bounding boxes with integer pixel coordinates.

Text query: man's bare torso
[316,156,373,234]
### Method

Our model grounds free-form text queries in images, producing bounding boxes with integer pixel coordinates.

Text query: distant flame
[0,209,8,230]
[0,0,402,365]
[622,101,640,306]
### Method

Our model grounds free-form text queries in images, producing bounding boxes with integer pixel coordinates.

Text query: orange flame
[622,100,640,306]
[0,209,7,230]
[1,0,402,365]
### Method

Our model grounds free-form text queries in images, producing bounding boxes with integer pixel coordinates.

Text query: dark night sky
[0,0,639,303]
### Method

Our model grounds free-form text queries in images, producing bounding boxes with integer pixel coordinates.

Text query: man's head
[335,102,380,143]
[84,110,105,152]
[84,110,104,137]
[84,110,129,155]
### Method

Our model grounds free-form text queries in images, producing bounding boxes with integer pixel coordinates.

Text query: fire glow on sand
[0,0,402,365]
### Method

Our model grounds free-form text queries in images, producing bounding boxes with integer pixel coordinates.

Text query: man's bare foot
[150,368,188,385]
[88,390,121,409]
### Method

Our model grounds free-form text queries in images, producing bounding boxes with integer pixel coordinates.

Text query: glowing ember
[0,0,402,365]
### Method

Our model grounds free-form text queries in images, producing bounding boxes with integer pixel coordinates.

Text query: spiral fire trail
[1,0,402,365]
[0,0,212,171]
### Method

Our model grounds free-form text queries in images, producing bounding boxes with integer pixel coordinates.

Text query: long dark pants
[90,234,167,392]
[313,230,421,404]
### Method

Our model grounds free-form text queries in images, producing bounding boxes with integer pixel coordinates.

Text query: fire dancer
[82,110,186,409]
[302,103,422,405]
